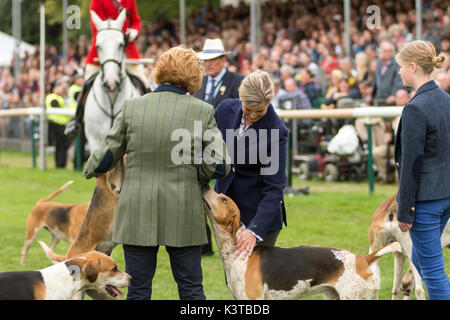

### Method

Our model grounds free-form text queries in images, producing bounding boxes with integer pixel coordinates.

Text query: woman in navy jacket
[395,40,449,299]
[214,70,288,259]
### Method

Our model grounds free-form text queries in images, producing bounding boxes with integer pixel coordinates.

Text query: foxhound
[0,242,129,300]
[368,193,450,300]
[21,180,88,266]
[44,157,126,262]
[201,184,400,300]
[38,158,126,300]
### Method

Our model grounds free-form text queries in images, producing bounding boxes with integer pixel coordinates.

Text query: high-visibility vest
[67,84,81,109]
[45,93,73,125]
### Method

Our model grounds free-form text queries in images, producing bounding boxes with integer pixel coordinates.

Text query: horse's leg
[84,92,111,153]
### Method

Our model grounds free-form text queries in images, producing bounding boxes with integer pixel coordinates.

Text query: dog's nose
[201,183,210,193]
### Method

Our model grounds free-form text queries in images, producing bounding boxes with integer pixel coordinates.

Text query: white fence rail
[0,106,403,193]
[275,106,403,119]
[0,107,75,117]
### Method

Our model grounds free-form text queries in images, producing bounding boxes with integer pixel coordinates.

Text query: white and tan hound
[201,184,400,300]
[42,157,126,263]
[38,158,126,300]
[0,242,129,300]
[368,193,450,300]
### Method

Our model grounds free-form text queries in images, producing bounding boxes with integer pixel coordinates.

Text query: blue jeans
[409,198,450,300]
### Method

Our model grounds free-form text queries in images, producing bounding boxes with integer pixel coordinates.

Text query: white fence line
[276,106,403,119]
[0,106,404,119]
[0,107,75,117]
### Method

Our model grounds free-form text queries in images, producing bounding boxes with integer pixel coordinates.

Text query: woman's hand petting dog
[233,229,256,260]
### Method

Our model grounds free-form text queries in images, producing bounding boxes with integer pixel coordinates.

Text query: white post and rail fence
[0,106,403,193]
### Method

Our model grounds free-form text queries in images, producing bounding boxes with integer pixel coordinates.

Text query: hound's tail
[38,241,67,263]
[365,242,402,265]
[39,180,74,202]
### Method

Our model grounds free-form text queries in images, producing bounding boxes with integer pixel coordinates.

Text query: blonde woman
[354,51,371,83]
[84,46,230,300]
[395,40,449,299]
[321,69,343,109]
[214,70,288,258]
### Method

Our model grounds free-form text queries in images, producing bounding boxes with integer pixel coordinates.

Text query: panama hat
[197,38,231,60]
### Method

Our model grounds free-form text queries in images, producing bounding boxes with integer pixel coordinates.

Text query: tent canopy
[0,31,35,67]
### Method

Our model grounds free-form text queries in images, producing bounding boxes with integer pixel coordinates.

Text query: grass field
[1,150,448,300]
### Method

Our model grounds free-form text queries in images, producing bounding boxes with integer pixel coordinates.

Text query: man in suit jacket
[214,70,288,259]
[370,42,404,105]
[194,38,244,109]
[84,46,230,300]
[194,38,244,256]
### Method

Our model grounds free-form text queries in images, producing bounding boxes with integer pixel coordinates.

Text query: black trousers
[48,121,71,168]
[123,244,205,300]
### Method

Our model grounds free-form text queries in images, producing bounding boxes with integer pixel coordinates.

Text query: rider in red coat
[86,0,142,67]
[66,0,148,138]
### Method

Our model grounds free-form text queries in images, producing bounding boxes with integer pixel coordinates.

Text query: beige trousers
[373,144,395,181]
[354,117,386,148]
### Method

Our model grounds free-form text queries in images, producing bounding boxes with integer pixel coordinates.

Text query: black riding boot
[65,74,98,138]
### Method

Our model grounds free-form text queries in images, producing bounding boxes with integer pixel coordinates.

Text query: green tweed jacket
[84,84,231,247]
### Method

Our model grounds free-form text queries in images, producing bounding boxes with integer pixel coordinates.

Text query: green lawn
[0,150,448,300]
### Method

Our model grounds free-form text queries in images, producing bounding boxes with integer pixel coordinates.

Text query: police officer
[46,81,74,168]
[67,69,84,109]
[68,69,89,169]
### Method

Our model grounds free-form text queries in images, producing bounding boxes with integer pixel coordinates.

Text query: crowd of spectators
[0,0,449,139]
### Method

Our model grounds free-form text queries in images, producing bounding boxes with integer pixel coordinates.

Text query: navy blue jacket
[194,69,244,109]
[395,80,450,223]
[214,98,288,240]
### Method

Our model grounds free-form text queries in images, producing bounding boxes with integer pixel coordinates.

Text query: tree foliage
[0,0,220,46]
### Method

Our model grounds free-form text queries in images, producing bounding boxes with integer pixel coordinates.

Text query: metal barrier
[0,107,83,171]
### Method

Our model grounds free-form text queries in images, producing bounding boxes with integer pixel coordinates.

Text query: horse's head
[90,10,127,92]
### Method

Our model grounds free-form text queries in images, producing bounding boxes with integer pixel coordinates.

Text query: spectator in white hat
[194,38,244,109]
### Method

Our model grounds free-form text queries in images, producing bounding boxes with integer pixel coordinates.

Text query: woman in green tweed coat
[84,46,231,300]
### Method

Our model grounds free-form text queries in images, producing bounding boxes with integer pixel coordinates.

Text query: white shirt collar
[208,67,227,83]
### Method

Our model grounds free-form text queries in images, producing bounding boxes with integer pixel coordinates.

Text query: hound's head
[201,184,241,241]
[64,251,130,298]
[368,192,399,250]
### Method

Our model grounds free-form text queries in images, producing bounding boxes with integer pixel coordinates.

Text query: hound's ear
[115,9,127,29]
[83,260,99,283]
[90,10,104,29]
[226,212,241,242]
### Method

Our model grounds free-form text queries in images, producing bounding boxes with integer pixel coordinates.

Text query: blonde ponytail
[433,53,446,69]
[396,40,446,74]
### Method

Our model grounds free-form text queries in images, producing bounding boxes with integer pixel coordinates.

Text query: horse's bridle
[96,26,129,86]
[94,26,130,128]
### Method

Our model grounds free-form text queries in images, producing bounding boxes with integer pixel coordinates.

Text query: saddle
[64,73,150,138]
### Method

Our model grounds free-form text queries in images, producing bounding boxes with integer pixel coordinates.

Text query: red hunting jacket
[86,0,142,65]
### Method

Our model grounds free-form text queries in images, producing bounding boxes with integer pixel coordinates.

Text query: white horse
[85,10,140,153]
